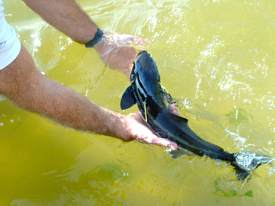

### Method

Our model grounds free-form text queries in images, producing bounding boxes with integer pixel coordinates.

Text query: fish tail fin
[231,151,275,180]
[231,163,250,180]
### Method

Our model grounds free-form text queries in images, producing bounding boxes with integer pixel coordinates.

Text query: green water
[1,0,275,205]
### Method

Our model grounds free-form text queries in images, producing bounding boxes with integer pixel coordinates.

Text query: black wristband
[85,28,103,48]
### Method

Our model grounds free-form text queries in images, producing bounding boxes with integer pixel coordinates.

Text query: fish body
[120,51,274,179]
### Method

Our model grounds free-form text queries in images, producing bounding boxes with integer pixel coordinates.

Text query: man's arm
[0,44,178,149]
[22,0,97,44]
[22,0,143,76]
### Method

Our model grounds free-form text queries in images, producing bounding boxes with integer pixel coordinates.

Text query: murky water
[1,0,275,205]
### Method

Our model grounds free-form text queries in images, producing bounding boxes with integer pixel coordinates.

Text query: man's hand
[123,113,178,150]
[94,32,145,77]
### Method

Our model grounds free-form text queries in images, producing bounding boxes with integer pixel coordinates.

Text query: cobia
[120,51,274,179]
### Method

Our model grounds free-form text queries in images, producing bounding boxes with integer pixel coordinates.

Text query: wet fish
[120,50,275,179]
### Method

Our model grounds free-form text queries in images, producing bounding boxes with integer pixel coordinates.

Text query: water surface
[1,0,275,205]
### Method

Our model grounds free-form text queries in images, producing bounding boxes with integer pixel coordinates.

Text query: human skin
[22,0,143,76]
[0,0,178,149]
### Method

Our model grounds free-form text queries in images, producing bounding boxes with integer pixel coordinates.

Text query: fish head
[131,51,161,84]
[120,51,165,110]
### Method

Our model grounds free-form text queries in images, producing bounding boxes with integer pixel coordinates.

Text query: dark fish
[120,51,275,179]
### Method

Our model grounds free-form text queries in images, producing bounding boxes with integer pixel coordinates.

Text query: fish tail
[231,151,275,180]
[231,162,250,180]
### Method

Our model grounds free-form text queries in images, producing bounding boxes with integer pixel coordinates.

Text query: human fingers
[127,113,178,150]
[137,134,178,150]
[168,103,179,115]
[110,33,146,46]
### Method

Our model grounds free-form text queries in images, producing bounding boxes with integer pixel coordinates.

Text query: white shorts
[0,18,21,70]
[0,2,21,101]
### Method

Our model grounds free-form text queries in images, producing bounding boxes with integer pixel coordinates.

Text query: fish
[120,50,275,180]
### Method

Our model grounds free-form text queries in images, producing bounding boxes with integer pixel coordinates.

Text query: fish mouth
[136,50,148,57]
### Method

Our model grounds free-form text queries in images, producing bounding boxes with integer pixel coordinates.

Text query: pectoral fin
[120,86,136,110]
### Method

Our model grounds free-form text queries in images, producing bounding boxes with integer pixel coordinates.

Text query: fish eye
[130,73,135,82]
[129,63,136,82]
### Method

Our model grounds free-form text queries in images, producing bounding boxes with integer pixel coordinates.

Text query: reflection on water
[1,0,275,205]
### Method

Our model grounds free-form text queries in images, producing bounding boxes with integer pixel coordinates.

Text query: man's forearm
[22,0,98,44]
[0,45,130,140]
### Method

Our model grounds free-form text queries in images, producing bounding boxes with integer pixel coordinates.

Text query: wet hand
[123,113,178,150]
[168,103,179,115]
[93,32,145,77]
